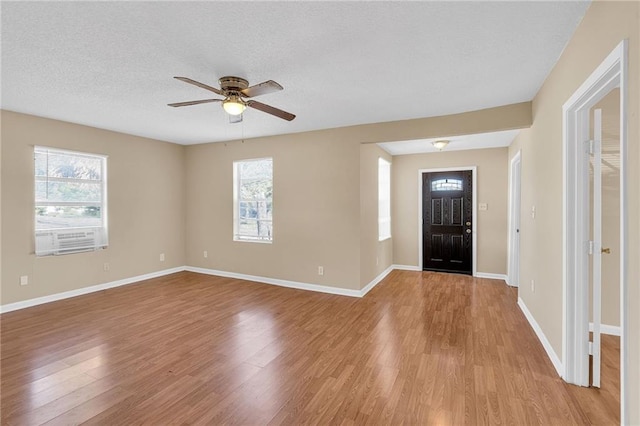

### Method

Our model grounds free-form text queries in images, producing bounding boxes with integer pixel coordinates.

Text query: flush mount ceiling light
[432,140,450,151]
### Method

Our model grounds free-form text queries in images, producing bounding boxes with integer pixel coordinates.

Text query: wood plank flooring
[0,271,619,425]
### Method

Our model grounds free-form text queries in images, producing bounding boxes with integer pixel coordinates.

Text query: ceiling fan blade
[241,80,283,98]
[174,77,224,96]
[167,99,222,107]
[229,113,243,124]
[247,100,296,121]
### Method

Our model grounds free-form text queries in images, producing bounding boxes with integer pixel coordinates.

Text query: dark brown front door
[422,170,473,274]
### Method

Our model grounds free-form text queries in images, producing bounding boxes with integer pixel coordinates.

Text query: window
[34,147,108,255]
[233,158,273,242]
[431,178,463,191]
[378,157,391,241]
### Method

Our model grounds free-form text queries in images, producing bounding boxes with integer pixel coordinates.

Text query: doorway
[419,168,475,275]
[587,89,621,405]
[508,151,522,287]
[562,40,627,423]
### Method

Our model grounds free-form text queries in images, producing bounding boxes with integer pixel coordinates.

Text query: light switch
[531,205,536,219]
[479,203,488,211]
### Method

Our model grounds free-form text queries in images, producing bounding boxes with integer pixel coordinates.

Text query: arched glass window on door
[431,178,463,191]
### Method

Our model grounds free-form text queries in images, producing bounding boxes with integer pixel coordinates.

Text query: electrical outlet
[160,253,165,262]
[103,262,110,272]
[318,266,324,276]
[203,251,208,258]
[20,275,28,286]
[531,205,536,219]
[531,279,535,293]
[479,203,488,211]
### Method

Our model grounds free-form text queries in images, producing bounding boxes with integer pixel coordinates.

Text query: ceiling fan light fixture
[222,96,246,116]
[432,140,450,151]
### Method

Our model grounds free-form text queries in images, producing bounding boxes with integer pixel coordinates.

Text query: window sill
[233,238,273,244]
[378,237,392,242]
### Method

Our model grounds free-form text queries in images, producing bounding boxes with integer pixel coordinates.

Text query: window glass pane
[239,201,257,219]
[35,151,47,177]
[256,220,272,239]
[239,219,258,236]
[240,159,272,180]
[379,219,391,241]
[35,181,102,203]
[264,201,273,221]
[46,152,102,180]
[378,158,391,240]
[240,179,272,201]
[35,206,102,229]
[35,181,47,201]
[431,178,463,191]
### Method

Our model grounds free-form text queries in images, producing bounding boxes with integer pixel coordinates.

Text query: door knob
[601,248,611,254]
[466,229,471,234]
[466,221,471,226]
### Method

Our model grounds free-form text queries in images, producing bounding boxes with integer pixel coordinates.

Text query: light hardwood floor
[0,271,619,425]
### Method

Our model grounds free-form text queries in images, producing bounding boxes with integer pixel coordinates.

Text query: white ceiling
[378,129,521,156]
[1,1,589,145]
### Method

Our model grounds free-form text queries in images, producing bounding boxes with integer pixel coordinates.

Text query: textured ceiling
[1,1,589,145]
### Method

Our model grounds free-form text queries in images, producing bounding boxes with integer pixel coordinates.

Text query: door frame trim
[418,166,477,276]
[562,39,627,423]
[507,150,522,287]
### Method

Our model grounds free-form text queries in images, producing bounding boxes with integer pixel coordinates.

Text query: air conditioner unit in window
[36,230,99,256]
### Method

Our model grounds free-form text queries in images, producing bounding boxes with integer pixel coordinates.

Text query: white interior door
[590,108,602,388]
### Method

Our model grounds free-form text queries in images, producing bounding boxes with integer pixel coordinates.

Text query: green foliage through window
[234,158,273,242]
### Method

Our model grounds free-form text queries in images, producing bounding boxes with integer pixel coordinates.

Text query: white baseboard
[2,263,489,314]
[361,265,394,296]
[187,265,396,299]
[185,266,363,298]
[589,322,621,336]
[0,266,185,314]
[392,264,421,271]
[517,297,564,377]
[475,272,508,282]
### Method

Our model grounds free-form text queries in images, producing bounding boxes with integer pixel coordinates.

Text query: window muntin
[233,158,273,242]
[378,157,391,241]
[34,147,108,255]
[431,178,463,191]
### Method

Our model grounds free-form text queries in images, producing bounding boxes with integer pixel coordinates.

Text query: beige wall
[1,111,186,305]
[360,144,393,287]
[392,147,509,275]
[355,101,532,145]
[185,132,362,290]
[508,1,639,420]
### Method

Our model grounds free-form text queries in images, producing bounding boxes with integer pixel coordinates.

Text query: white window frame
[34,146,108,256]
[378,157,391,241]
[233,157,273,243]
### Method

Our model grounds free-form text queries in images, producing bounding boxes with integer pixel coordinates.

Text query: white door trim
[562,39,628,423]
[507,150,522,287]
[417,166,477,276]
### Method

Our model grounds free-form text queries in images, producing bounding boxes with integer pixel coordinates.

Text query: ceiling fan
[168,76,296,123]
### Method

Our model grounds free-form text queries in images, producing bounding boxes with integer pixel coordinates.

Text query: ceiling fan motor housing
[219,76,249,94]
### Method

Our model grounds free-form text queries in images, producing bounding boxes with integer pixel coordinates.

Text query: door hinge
[588,240,594,255]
